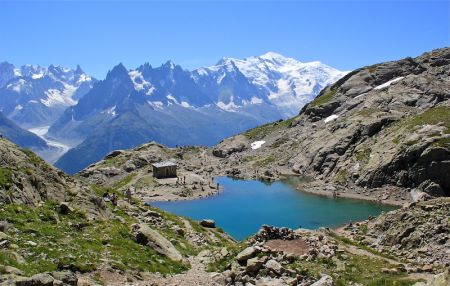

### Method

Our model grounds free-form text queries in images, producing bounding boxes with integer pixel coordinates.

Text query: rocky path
[340,243,400,265]
[142,252,220,286]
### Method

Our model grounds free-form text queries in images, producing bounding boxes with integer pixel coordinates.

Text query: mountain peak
[163,60,176,69]
[0,61,14,68]
[259,51,285,60]
[108,63,128,78]
[75,64,84,74]
[216,57,235,66]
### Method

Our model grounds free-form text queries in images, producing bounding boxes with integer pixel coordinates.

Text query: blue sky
[0,0,448,78]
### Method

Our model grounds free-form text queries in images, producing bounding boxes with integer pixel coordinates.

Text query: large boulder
[311,275,333,286]
[200,219,215,228]
[58,202,73,215]
[212,135,248,158]
[134,224,183,262]
[15,273,54,286]
[265,259,283,275]
[246,257,264,273]
[236,246,258,263]
[51,271,77,286]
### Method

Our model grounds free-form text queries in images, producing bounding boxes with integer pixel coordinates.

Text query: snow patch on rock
[324,114,339,123]
[251,140,266,150]
[374,77,404,90]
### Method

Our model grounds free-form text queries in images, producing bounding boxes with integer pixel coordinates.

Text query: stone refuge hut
[152,161,177,179]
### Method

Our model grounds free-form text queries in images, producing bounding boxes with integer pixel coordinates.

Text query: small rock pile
[140,210,166,227]
[253,225,297,243]
[222,245,318,286]
[301,233,338,261]
[219,227,337,286]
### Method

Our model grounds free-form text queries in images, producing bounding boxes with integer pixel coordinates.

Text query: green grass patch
[392,136,401,145]
[244,117,297,140]
[330,232,397,261]
[405,139,420,146]
[334,255,418,286]
[242,155,256,163]
[432,137,450,148]
[309,88,337,107]
[100,156,128,167]
[404,106,450,133]
[357,108,382,117]
[368,66,377,73]
[335,169,348,183]
[271,136,289,148]
[21,148,44,166]
[283,248,418,285]
[387,106,450,149]
[0,201,188,276]
[111,173,137,191]
[355,148,371,164]
[135,176,157,189]
[0,167,13,190]
[207,243,245,272]
[252,156,276,168]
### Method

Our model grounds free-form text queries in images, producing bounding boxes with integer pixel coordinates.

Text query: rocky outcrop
[217,227,340,286]
[212,135,249,158]
[0,138,109,220]
[310,275,333,286]
[0,271,77,286]
[200,219,216,228]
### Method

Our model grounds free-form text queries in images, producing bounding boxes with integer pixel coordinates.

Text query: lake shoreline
[295,186,405,207]
[146,173,407,208]
[152,177,396,240]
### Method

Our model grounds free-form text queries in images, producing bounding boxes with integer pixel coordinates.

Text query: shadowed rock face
[292,47,450,194]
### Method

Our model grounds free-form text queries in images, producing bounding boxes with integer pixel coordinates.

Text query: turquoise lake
[151,177,396,240]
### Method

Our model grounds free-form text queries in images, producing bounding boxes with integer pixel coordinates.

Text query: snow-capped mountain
[0,53,346,173]
[49,61,284,173]
[193,52,347,116]
[0,62,95,129]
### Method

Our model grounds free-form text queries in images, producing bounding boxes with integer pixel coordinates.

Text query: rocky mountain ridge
[0,111,50,153]
[47,53,345,174]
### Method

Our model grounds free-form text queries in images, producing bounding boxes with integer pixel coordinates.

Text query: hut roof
[152,161,177,168]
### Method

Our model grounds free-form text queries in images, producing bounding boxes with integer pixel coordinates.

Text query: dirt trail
[139,252,221,286]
